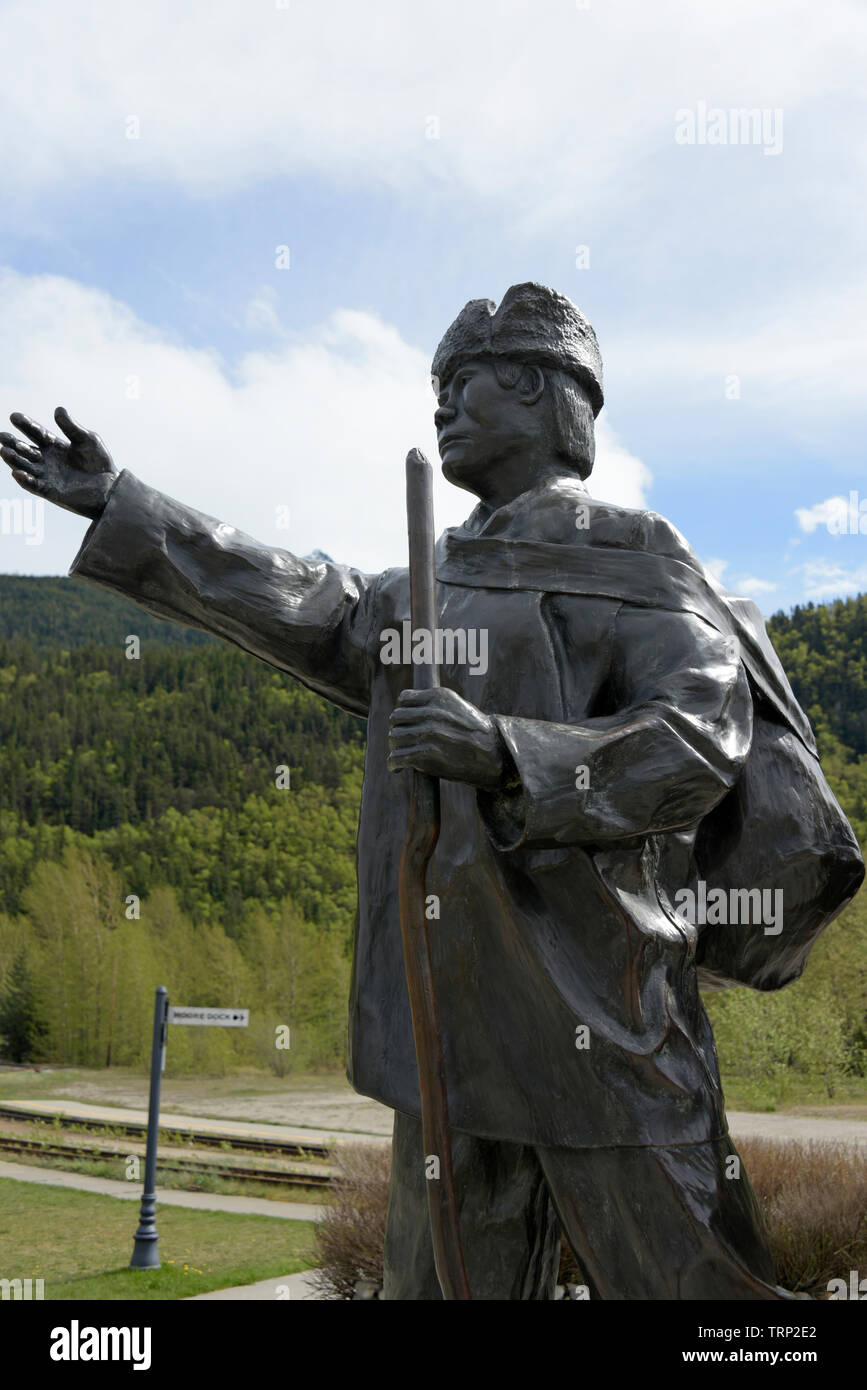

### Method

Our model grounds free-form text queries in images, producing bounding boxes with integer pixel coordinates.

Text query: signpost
[167,1006,249,1027]
[129,990,249,1270]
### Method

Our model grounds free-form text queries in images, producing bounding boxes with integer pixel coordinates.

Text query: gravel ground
[3,1068,867,1146]
[1,1069,395,1135]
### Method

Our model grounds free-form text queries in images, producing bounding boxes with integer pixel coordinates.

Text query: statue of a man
[3,283,858,1299]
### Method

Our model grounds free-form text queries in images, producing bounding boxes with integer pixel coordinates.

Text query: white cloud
[608,278,867,414]
[1,0,864,218]
[795,497,849,533]
[587,415,652,511]
[795,494,866,535]
[737,576,779,595]
[696,560,779,607]
[1,0,865,439]
[243,288,285,338]
[703,557,730,584]
[800,560,867,600]
[0,270,651,576]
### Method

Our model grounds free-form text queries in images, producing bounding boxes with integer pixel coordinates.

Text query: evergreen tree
[0,951,44,1062]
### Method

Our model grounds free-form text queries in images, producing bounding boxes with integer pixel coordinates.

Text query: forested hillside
[768,596,867,756]
[0,576,215,649]
[0,576,865,1097]
[0,638,365,920]
[766,595,867,846]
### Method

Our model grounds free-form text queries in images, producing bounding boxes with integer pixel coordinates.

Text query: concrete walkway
[727,1110,867,1148]
[186,1269,326,1301]
[0,1160,325,1220]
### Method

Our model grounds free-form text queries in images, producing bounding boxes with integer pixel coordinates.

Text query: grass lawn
[0,1176,316,1300]
[0,1064,346,1105]
[719,1073,867,1116]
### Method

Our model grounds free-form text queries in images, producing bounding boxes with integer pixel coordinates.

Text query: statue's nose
[434,403,456,431]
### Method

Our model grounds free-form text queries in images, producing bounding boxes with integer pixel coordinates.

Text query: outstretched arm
[1,409,378,715]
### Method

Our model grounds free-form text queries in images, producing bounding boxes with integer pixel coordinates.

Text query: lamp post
[130,985,168,1270]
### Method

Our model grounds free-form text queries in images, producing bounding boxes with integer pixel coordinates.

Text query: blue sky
[1,0,865,614]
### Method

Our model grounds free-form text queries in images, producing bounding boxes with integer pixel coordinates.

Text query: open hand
[0,407,117,519]
[388,687,507,788]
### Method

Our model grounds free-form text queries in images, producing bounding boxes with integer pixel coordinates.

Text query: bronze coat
[72,470,758,1148]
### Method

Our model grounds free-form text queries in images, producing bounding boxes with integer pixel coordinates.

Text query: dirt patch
[1,1069,394,1136]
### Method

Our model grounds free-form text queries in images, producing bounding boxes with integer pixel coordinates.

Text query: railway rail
[0,1128,334,1194]
[0,1104,332,1158]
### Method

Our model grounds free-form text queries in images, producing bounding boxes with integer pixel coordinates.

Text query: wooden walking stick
[397,447,472,1300]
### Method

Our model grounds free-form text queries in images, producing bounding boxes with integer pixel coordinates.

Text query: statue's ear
[517,365,545,406]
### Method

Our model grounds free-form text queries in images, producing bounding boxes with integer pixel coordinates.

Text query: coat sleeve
[69,470,379,716]
[478,602,753,850]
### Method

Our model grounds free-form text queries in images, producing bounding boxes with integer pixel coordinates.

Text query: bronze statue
[3,283,861,1300]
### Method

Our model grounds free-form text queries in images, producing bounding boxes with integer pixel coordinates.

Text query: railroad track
[0,1105,331,1158]
[0,1132,333,1191]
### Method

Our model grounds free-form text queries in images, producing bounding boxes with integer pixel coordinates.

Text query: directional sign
[167,1006,249,1028]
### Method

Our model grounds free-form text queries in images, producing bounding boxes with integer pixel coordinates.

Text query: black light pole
[130,985,168,1270]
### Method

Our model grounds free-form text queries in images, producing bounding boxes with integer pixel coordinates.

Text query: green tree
[0,951,45,1062]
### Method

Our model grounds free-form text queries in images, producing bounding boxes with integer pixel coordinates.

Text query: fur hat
[431,282,603,416]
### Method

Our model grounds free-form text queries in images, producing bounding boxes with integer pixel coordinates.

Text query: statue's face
[434,359,538,494]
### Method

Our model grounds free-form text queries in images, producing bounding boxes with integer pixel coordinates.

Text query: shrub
[738,1138,867,1297]
[313,1137,867,1299]
[311,1142,391,1299]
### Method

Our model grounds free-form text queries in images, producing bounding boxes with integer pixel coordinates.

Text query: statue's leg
[536,1133,799,1300]
[381,1109,560,1300]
